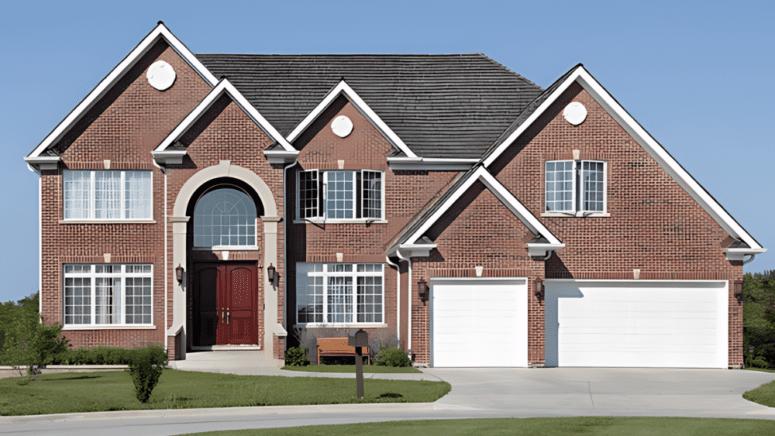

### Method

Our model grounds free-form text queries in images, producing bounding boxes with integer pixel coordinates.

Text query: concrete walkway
[3,354,775,435]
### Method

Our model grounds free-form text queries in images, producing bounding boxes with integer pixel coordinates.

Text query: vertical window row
[63,170,152,220]
[297,170,383,220]
[545,160,606,214]
[296,263,384,325]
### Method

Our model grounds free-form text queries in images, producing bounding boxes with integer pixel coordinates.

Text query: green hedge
[744,271,775,369]
[51,346,163,365]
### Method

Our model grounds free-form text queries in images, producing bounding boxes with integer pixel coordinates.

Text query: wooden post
[355,346,364,399]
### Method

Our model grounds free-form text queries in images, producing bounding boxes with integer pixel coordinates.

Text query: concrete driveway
[2,367,775,435]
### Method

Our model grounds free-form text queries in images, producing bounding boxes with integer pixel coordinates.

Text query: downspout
[385,255,400,347]
[29,164,42,318]
[395,249,412,357]
[152,160,168,353]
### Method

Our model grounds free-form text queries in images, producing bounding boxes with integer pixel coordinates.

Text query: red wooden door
[194,263,259,346]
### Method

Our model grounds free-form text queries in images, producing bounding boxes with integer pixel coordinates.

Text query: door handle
[221,308,225,323]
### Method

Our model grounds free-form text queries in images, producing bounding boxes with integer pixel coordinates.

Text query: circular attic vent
[146,61,176,91]
[563,102,587,126]
[331,115,354,138]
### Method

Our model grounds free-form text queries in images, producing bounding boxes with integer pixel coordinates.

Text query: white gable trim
[483,65,764,252]
[27,22,218,159]
[286,80,417,158]
[395,166,563,255]
[153,79,295,160]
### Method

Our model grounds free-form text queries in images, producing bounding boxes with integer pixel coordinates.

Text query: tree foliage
[744,271,775,368]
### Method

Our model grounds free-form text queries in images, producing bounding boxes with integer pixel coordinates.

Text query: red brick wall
[40,39,211,350]
[286,96,459,348]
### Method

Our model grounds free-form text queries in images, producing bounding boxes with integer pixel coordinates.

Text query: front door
[193,263,259,346]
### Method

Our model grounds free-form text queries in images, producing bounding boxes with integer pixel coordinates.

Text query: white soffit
[154,79,295,153]
[483,65,763,251]
[27,22,218,159]
[286,80,418,158]
[402,166,562,248]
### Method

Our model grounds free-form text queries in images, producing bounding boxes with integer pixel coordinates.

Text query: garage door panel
[431,279,527,367]
[546,281,728,368]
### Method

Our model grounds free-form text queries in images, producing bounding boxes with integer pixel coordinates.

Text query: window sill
[296,323,388,329]
[294,219,388,225]
[62,325,157,330]
[60,220,156,224]
[193,246,259,251]
[541,212,610,218]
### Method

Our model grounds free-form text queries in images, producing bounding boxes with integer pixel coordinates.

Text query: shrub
[376,347,411,367]
[744,271,775,368]
[52,346,135,365]
[285,346,310,366]
[127,345,168,403]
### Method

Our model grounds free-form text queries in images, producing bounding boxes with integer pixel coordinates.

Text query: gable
[483,65,764,254]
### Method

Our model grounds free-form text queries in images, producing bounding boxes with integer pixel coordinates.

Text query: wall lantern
[418,280,428,304]
[534,279,544,302]
[175,264,184,284]
[734,281,744,303]
[267,263,276,283]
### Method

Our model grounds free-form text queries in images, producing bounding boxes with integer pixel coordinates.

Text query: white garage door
[545,280,728,368]
[431,278,527,367]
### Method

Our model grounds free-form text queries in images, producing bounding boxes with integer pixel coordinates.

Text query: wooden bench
[316,337,370,365]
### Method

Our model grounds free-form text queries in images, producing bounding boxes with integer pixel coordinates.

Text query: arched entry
[168,161,285,359]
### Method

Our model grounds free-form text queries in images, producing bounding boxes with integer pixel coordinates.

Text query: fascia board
[401,166,562,247]
[154,79,294,153]
[286,81,417,158]
[573,69,763,251]
[27,23,217,159]
[483,68,582,168]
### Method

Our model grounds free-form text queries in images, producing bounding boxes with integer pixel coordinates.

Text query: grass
[0,369,450,416]
[187,417,775,435]
[744,379,775,407]
[744,367,775,374]
[282,364,420,373]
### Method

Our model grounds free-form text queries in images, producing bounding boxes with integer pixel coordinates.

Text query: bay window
[297,170,383,221]
[63,264,153,326]
[63,170,152,220]
[296,263,384,326]
[545,160,606,215]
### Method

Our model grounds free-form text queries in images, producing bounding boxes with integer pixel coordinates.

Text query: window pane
[299,170,320,219]
[95,277,121,324]
[193,188,256,247]
[362,171,382,219]
[545,161,574,212]
[64,276,91,324]
[583,161,605,212]
[125,171,152,219]
[327,276,353,323]
[325,171,354,219]
[125,276,153,324]
[357,276,383,323]
[95,171,121,219]
[63,170,91,219]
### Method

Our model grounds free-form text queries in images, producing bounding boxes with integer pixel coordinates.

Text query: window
[193,188,257,249]
[296,263,384,325]
[63,170,152,220]
[63,264,153,326]
[297,170,383,221]
[545,160,606,215]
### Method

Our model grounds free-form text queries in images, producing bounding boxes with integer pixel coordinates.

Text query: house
[24,22,765,369]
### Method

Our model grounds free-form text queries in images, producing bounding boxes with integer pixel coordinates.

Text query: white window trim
[295,169,386,223]
[542,160,607,217]
[296,263,386,328]
[62,170,153,222]
[62,264,154,328]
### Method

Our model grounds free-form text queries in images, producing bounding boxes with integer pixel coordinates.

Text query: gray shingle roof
[195,54,543,159]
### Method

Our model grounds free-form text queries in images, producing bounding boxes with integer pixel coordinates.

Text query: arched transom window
[194,188,257,248]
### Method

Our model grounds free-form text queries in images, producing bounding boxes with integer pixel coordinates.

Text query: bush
[127,345,168,403]
[376,347,411,367]
[744,271,775,368]
[53,346,134,365]
[285,346,310,366]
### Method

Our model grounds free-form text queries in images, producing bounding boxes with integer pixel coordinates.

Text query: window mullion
[90,171,96,220]
[120,171,126,219]
[90,265,96,325]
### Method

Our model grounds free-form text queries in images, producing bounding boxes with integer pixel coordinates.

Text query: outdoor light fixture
[418,280,428,304]
[734,281,744,303]
[175,264,184,284]
[267,263,276,283]
[534,280,544,302]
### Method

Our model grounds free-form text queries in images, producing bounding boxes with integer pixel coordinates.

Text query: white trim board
[153,79,295,156]
[286,80,417,158]
[27,22,218,159]
[394,166,563,255]
[482,65,763,253]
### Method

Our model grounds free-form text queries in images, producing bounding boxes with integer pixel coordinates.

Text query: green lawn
[282,364,420,373]
[187,417,775,436]
[0,370,450,416]
[745,367,775,374]
[744,379,775,407]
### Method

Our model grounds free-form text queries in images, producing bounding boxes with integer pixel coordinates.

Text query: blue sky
[1,0,773,303]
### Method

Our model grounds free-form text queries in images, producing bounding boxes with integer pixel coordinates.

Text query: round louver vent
[146,61,176,91]
[563,102,587,126]
[331,115,354,138]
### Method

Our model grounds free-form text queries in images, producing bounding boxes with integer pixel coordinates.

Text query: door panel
[226,265,257,344]
[194,262,259,346]
[194,266,219,346]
